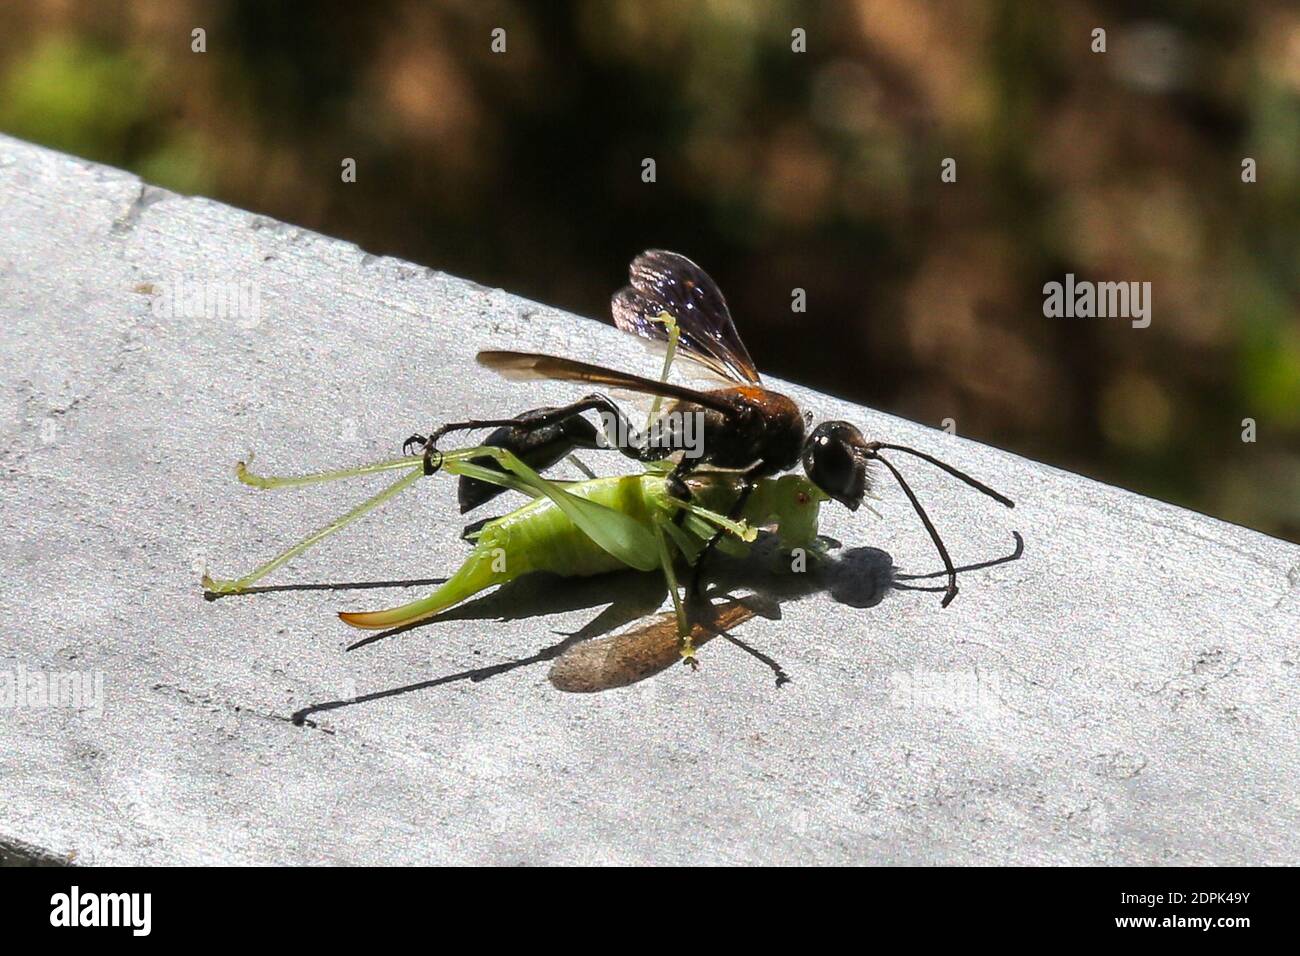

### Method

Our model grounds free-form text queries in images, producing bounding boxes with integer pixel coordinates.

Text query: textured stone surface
[1,134,1297,865]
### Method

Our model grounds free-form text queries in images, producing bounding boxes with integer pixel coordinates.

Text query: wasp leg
[459,514,499,542]
[565,453,597,479]
[664,459,700,532]
[417,393,661,482]
[688,465,766,596]
[455,408,601,513]
[665,459,697,501]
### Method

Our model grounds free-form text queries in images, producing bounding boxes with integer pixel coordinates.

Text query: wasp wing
[476,351,736,415]
[611,250,761,385]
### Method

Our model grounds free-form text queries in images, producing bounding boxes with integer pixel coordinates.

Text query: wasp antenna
[871,453,958,607]
[868,443,1014,508]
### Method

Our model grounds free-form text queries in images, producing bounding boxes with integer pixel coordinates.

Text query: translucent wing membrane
[476,350,735,414]
[611,250,761,384]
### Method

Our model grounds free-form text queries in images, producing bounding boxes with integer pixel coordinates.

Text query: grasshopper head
[743,474,828,551]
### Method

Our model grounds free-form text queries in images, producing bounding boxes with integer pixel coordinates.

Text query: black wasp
[405,250,1015,605]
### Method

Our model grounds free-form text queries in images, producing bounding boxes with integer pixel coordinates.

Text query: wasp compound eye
[802,421,869,510]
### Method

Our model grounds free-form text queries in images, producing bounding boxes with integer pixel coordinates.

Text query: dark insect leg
[418,413,563,476]
[665,459,697,502]
[688,466,763,596]
[456,408,601,513]
[417,392,666,476]
[459,514,498,542]
[666,460,699,528]
[565,454,597,479]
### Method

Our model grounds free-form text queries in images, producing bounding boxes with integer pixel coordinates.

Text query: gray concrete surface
[1,134,1298,865]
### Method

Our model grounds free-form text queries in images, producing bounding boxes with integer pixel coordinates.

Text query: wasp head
[801,420,872,511]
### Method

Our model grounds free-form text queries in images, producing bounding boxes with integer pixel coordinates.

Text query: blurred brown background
[2,0,1297,540]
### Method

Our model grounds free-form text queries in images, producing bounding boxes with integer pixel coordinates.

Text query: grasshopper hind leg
[651,515,697,669]
[203,466,424,594]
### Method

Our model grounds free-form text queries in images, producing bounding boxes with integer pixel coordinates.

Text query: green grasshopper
[206,251,1016,664]
[203,447,827,661]
[204,311,829,662]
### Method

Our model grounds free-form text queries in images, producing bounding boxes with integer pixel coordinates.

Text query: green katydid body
[205,314,829,653]
[339,471,827,630]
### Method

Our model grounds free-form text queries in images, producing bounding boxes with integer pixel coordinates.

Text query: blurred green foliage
[1,0,1296,540]
[0,34,214,193]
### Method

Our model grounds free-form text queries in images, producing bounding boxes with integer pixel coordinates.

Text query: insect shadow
[287,531,1022,725]
[203,577,448,601]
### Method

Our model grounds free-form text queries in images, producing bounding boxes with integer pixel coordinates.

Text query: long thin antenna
[870,453,958,607]
[868,442,1014,508]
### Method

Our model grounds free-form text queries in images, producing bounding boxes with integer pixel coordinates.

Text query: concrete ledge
[2,134,1298,865]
